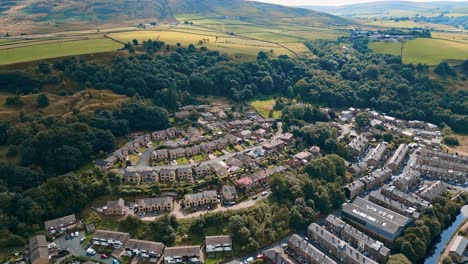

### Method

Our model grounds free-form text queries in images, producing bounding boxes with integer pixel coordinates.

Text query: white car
[74,231,79,237]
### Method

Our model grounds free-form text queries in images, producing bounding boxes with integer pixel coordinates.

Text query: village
[26,102,467,264]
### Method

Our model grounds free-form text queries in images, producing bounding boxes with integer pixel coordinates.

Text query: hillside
[0,0,351,34]
[303,1,468,18]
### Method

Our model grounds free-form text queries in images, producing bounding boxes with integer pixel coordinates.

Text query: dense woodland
[0,38,467,259]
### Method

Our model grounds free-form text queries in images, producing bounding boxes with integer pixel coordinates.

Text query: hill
[302,1,468,18]
[0,0,352,34]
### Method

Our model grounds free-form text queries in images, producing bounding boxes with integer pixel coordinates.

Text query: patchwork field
[0,38,122,65]
[369,38,468,65]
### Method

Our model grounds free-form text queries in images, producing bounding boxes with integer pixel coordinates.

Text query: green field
[0,38,122,65]
[369,38,468,65]
[250,98,282,119]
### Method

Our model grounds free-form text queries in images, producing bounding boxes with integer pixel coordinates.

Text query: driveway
[55,233,114,264]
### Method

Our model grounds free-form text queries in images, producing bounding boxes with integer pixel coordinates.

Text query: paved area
[55,232,114,264]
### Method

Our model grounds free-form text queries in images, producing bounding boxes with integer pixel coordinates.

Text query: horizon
[253,0,468,6]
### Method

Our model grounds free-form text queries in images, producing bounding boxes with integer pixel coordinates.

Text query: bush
[37,93,49,108]
[443,136,459,146]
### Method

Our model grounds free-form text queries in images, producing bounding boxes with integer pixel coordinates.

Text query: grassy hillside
[0,0,352,34]
[369,38,468,65]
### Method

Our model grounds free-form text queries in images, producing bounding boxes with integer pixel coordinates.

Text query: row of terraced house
[96,127,183,171]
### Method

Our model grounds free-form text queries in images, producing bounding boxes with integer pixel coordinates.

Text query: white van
[86,248,96,255]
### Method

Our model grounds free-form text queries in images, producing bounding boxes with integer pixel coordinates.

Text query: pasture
[369,38,468,65]
[250,98,281,119]
[0,38,122,65]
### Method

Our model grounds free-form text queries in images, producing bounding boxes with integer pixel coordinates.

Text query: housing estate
[387,144,409,172]
[205,235,232,253]
[287,234,336,264]
[136,197,174,212]
[44,214,77,234]
[29,235,49,264]
[184,191,218,208]
[163,245,202,264]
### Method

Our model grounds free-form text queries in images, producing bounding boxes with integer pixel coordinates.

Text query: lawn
[250,98,281,118]
[0,38,122,65]
[193,154,207,162]
[177,157,190,165]
[369,38,468,65]
[129,154,140,165]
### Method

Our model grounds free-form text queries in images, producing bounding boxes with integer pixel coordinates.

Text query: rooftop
[164,245,201,257]
[44,214,76,230]
[205,235,232,245]
[126,239,165,254]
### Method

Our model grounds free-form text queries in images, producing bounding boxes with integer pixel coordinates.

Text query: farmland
[0,38,122,65]
[369,38,468,65]
[250,98,282,119]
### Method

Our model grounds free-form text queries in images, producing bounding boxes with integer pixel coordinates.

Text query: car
[252,196,258,200]
[261,191,268,196]
[113,259,120,264]
[101,254,108,259]
[57,249,70,257]
[86,248,96,256]
[245,257,254,263]
[70,233,74,239]
[65,234,71,240]
[84,242,92,250]
[80,237,86,243]
[74,231,79,237]
[153,212,158,216]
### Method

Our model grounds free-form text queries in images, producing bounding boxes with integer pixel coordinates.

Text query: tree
[355,112,371,129]
[443,136,459,146]
[435,62,456,77]
[400,241,417,262]
[37,93,49,108]
[6,145,17,157]
[132,39,139,46]
[257,51,268,61]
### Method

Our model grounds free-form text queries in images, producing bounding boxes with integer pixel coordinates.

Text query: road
[55,232,114,264]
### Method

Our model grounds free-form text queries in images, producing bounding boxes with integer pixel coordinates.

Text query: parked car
[80,237,86,243]
[86,248,96,256]
[261,191,268,196]
[252,196,258,200]
[65,234,71,240]
[74,231,79,237]
[100,254,108,259]
[152,211,158,216]
[70,233,74,239]
[57,248,70,257]
[113,259,120,264]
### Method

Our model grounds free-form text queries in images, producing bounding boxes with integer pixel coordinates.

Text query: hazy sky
[254,0,467,6]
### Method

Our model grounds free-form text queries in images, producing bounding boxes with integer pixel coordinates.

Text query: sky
[254,0,467,6]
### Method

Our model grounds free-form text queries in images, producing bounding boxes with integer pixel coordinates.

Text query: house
[364,142,387,167]
[44,214,77,234]
[210,163,228,176]
[29,235,49,264]
[169,148,186,160]
[200,142,217,153]
[221,185,237,202]
[380,184,431,211]
[239,130,252,139]
[309,146,321,157]
[153,149,169,161]
[93,230,130,249]
[152,130,167,141]
[262,248,295,264]
[215,138,229,149]
[359,167,392,190]
[347,135,368,158]
[205,235,232,253]
[341,198,411,242]
[165,127,180,138]
[194,165,212,177]
[106,198,125,215]
[164,245,202,264]
[177,167,193,181]
[307,223,378,264]
[201,112,216,121]
[418,181,448,201]
[287,234,337,264]
[449,236,468,262]
[392,170,421,192]
[343,180,365,200]
[387,144,409,172]
[348,161,368,176]
[174,111,190,120]
[96,156,118,171]
[369,191,420,220]
[125,239,165,260]
[136,197,174,212]
[293,151,313,162]
[237,177,253,190]
[187,145,201,156]
[140,170,159,183]
[159,169,176,181]
[123,170,141,184]
[324,215,390,263]
[227,120,253,129]
[279,133,294,143]
[184,191,218,208]
[262,139,285,152]
[255,128,266,137]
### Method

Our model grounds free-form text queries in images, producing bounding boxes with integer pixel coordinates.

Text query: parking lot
[55,232,115,264]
